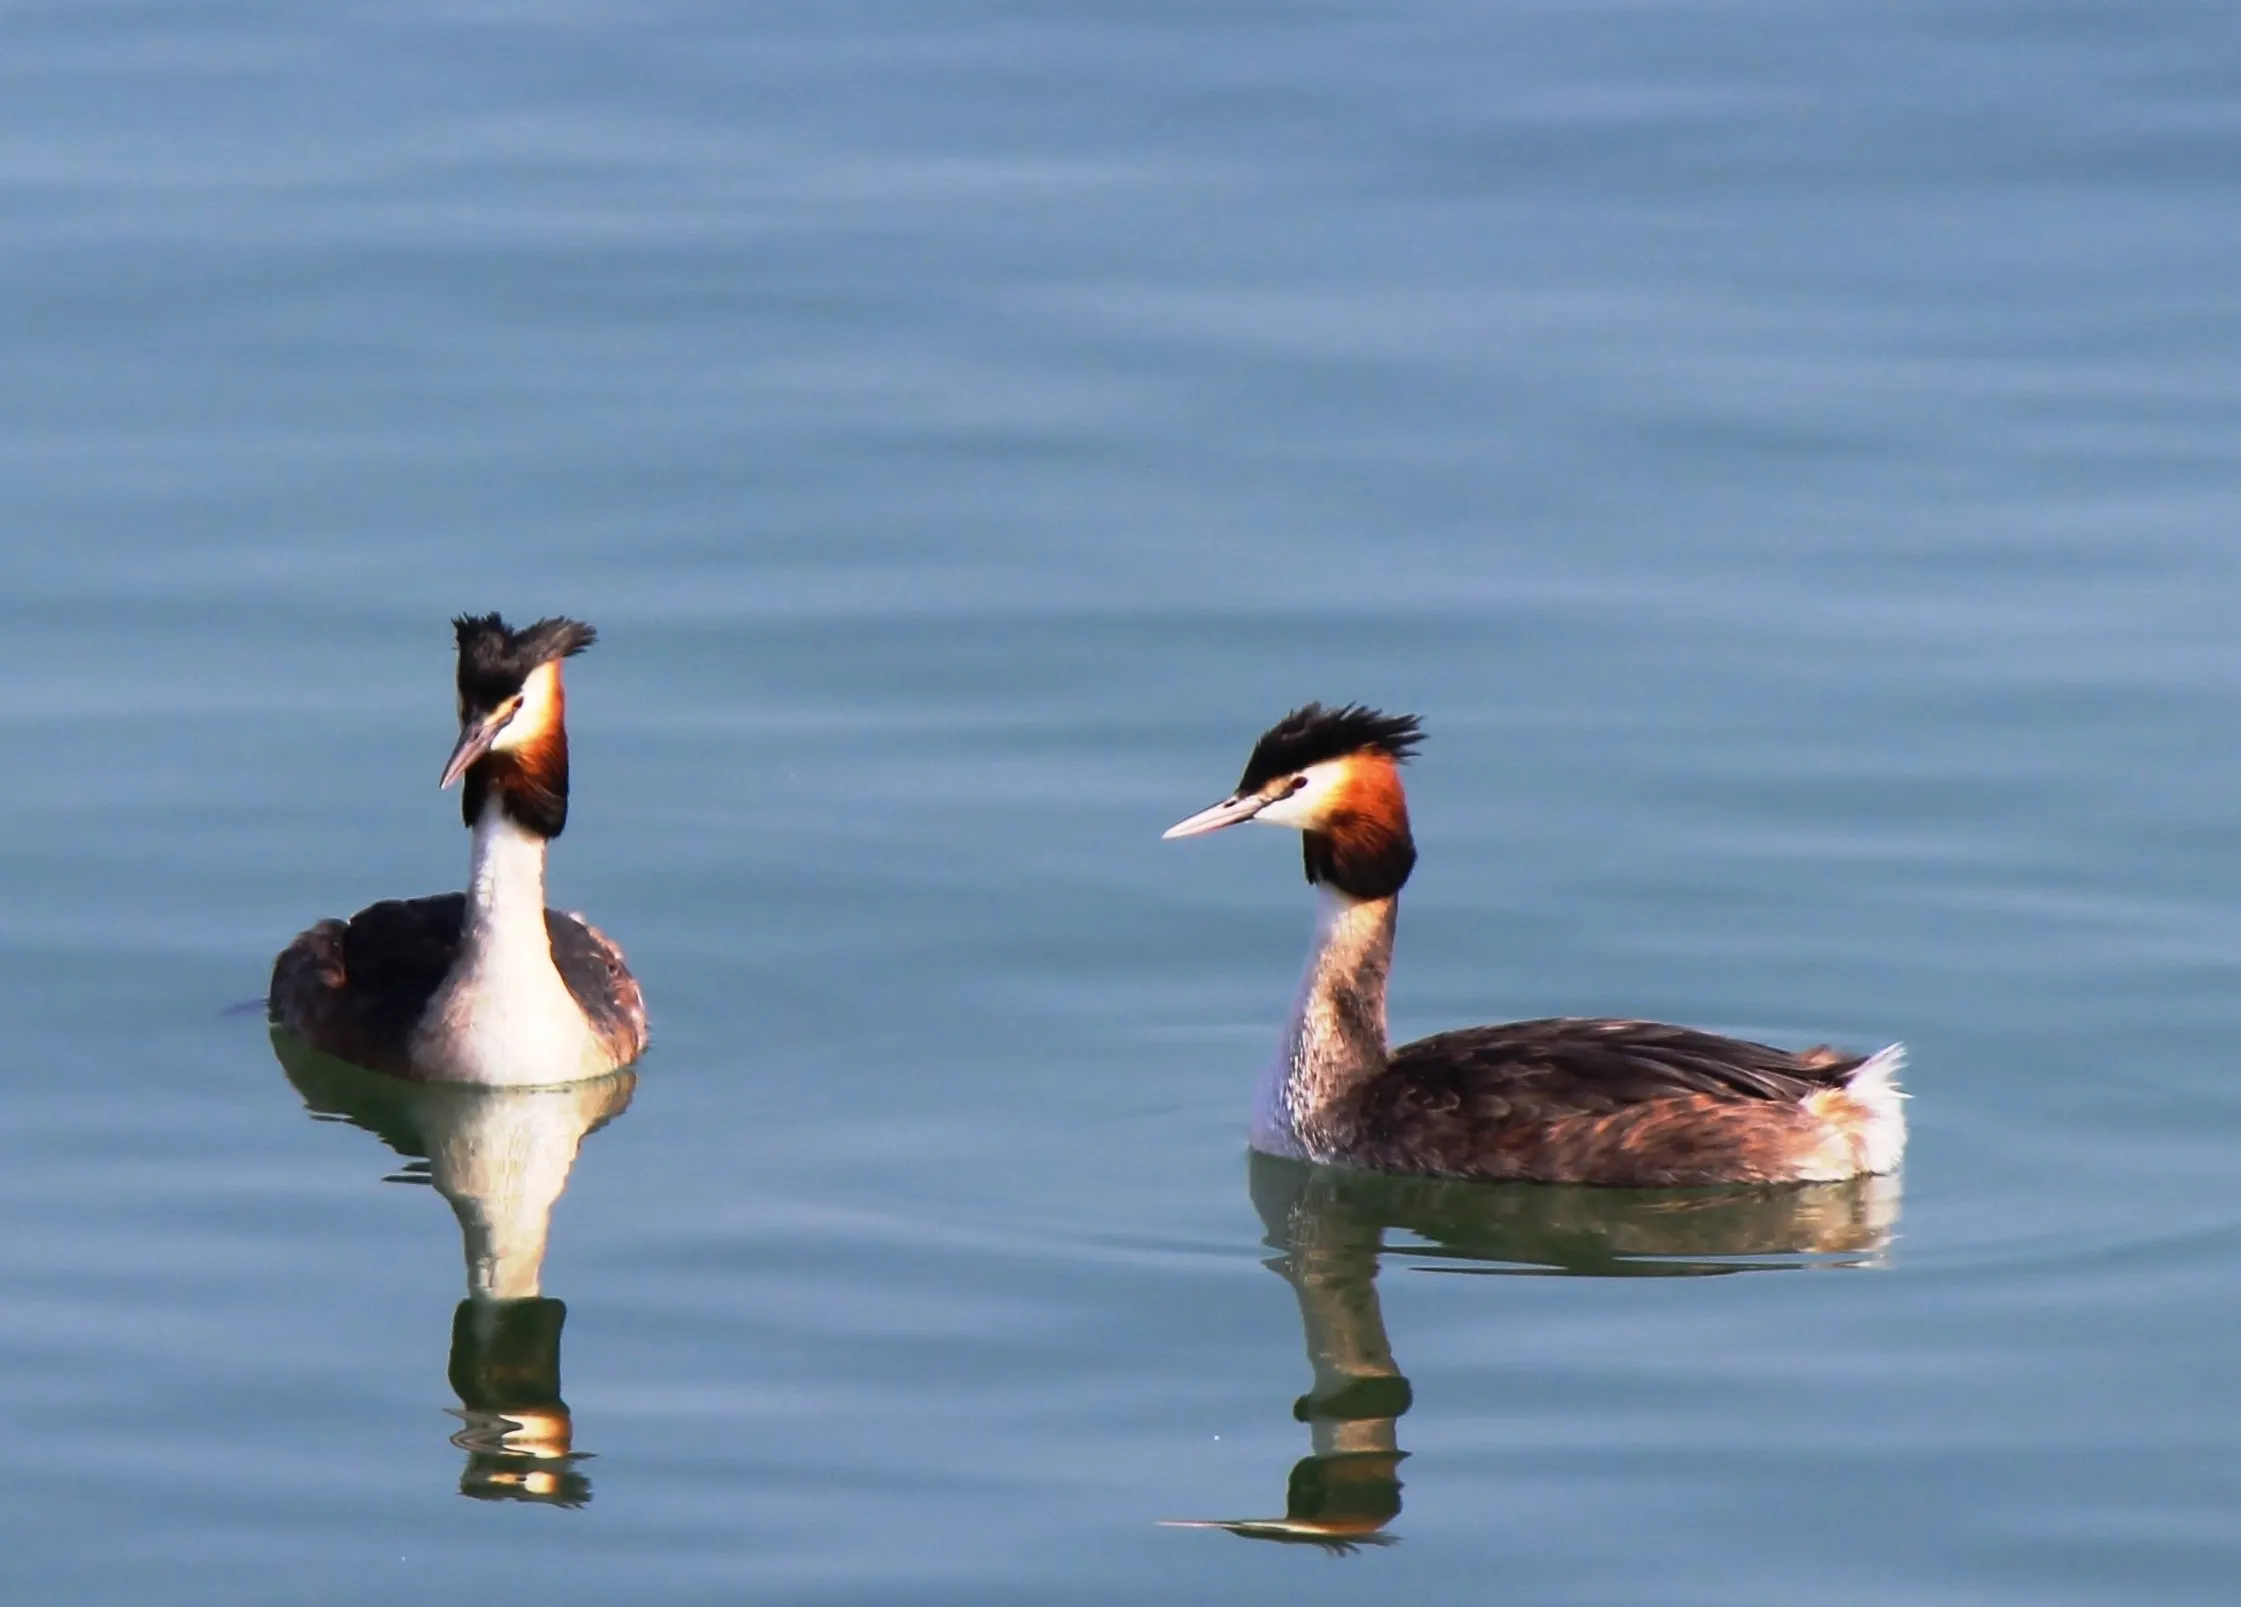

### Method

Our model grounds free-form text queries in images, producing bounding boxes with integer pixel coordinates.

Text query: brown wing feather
[268,897,457,1077]
[1353,1018,1868,1186]
[268,893,648,1079]
[547,910,649,1068]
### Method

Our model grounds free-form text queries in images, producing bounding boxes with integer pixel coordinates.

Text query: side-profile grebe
[1164,704,1906,1186]
[269,614,647,1086]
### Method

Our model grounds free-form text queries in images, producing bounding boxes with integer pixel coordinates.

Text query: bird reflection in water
[271,1027,635,1507]
[1165,1151,1901,1551]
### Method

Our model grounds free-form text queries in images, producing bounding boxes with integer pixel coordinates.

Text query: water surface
[2,3,2238,1602]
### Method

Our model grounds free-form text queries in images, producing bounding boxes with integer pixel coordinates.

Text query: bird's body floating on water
[270,614,646,1086]
[1164,704,1905,1186]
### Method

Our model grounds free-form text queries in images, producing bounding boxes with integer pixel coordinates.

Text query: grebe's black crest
[1239,704,1424,793]
[446,614,597,838]
[454,614,597,704]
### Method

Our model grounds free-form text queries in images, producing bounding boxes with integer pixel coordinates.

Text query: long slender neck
[461,791,552,960]
[1255,887,1398,1160]
[415,742,591,1087]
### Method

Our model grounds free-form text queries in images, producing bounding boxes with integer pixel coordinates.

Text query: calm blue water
[2,3,2238,1600]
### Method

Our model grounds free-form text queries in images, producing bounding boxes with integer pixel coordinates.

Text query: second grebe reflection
[1165,1152,1901,1550]
[272,1027,635,1507]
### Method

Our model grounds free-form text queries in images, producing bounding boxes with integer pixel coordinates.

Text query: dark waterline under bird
[1163,704,1906,1187]
[268,614,647,1086]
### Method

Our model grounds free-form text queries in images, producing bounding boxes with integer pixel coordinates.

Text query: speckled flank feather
[268,894,648,1080]
[1326,1016,1907,1187]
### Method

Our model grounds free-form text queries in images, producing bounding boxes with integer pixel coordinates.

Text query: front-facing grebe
[1164,704,1905,1186]
[269,614,647,1086]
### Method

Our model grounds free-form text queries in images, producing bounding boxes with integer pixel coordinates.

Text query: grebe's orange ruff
[269,614,646,1086]
[1164,704,1905,1186]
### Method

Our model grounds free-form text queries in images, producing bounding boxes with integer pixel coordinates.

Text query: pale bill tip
[1162,794,1265,839]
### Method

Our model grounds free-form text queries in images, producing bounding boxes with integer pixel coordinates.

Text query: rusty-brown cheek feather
[462,691,572,838]
[1302,758,1417,901]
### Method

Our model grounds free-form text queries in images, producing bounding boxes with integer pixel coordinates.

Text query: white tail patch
[1801,1043,1908,1179]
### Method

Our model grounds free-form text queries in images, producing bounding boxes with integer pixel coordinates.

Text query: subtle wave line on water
[2,1,2240,1602]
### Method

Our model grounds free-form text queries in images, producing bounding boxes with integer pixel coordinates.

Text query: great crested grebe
[1163,704,1906,1186]
[269,614,647,1086]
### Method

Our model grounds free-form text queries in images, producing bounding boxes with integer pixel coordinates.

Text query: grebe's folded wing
[268,894,468,1076]
[546,911,647,1068]
[1352,1019,1882,1185]
[272,893,644,1075]
[1381,1018,1860,1115]
[338,894,469,992]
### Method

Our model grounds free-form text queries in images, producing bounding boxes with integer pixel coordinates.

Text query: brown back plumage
[1350,1019,1871,1187]
[268,893,648,1079]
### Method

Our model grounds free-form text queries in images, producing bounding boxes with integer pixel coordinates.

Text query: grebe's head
[1163,703,1422,900]
[441,613,596,834]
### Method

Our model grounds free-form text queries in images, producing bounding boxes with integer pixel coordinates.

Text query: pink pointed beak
[1162,793,1269,839]
[439,710,512,789]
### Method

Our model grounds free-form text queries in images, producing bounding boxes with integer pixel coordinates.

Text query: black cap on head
[1237,703,1423,793]
[453,614,597,708]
